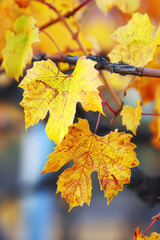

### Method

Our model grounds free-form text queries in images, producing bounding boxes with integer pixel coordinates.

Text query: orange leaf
[19,57,103,145]
[120,100,142,135]
[42,118,139,211]
[132,48,160,105]
[150,88,160,148]
[150,118,160,149]
[14,0,30,8]
[155,91,160,140]
[133,227,160,240]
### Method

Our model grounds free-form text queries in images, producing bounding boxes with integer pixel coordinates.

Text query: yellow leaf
[108,13,160,67]
[120,100,142,135]
[133,227,160,240]
[19,57,103,145]
[2,15,39,81]
[42,118,139,211]
[95,0,139,14]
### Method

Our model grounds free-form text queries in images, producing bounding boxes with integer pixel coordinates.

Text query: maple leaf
[120,100,142,135]
[108,13,160,67]
[95,0,139,14]
[133,227,160,240]
[19,57,103,145]
[2,15,39,81]
[42,118,139,211]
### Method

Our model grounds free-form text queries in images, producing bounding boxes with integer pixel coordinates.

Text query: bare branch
[40,54,160,79]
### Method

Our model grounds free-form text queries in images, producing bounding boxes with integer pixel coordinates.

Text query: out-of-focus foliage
[95,0,140,14]
[2,15,39,81]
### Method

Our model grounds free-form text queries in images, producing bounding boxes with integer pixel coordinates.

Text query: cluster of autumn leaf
[0,0,160,238]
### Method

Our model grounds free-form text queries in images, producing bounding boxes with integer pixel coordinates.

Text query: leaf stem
[142,112,160,116]
[94,100,105,134]
[100,71,121,108]
[99,94,160,118]
[39,0,93,30]
[94,112,102,134]
[144,213,160,236]
[104,101,119,116]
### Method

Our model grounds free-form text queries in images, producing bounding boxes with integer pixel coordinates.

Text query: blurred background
[0,0,160,240]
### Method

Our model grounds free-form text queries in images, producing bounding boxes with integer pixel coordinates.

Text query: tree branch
[40,54,160,78]
[94,56,160,78]
[39,0,93,30]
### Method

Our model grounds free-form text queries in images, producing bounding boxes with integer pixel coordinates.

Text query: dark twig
[37,54,160,78]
